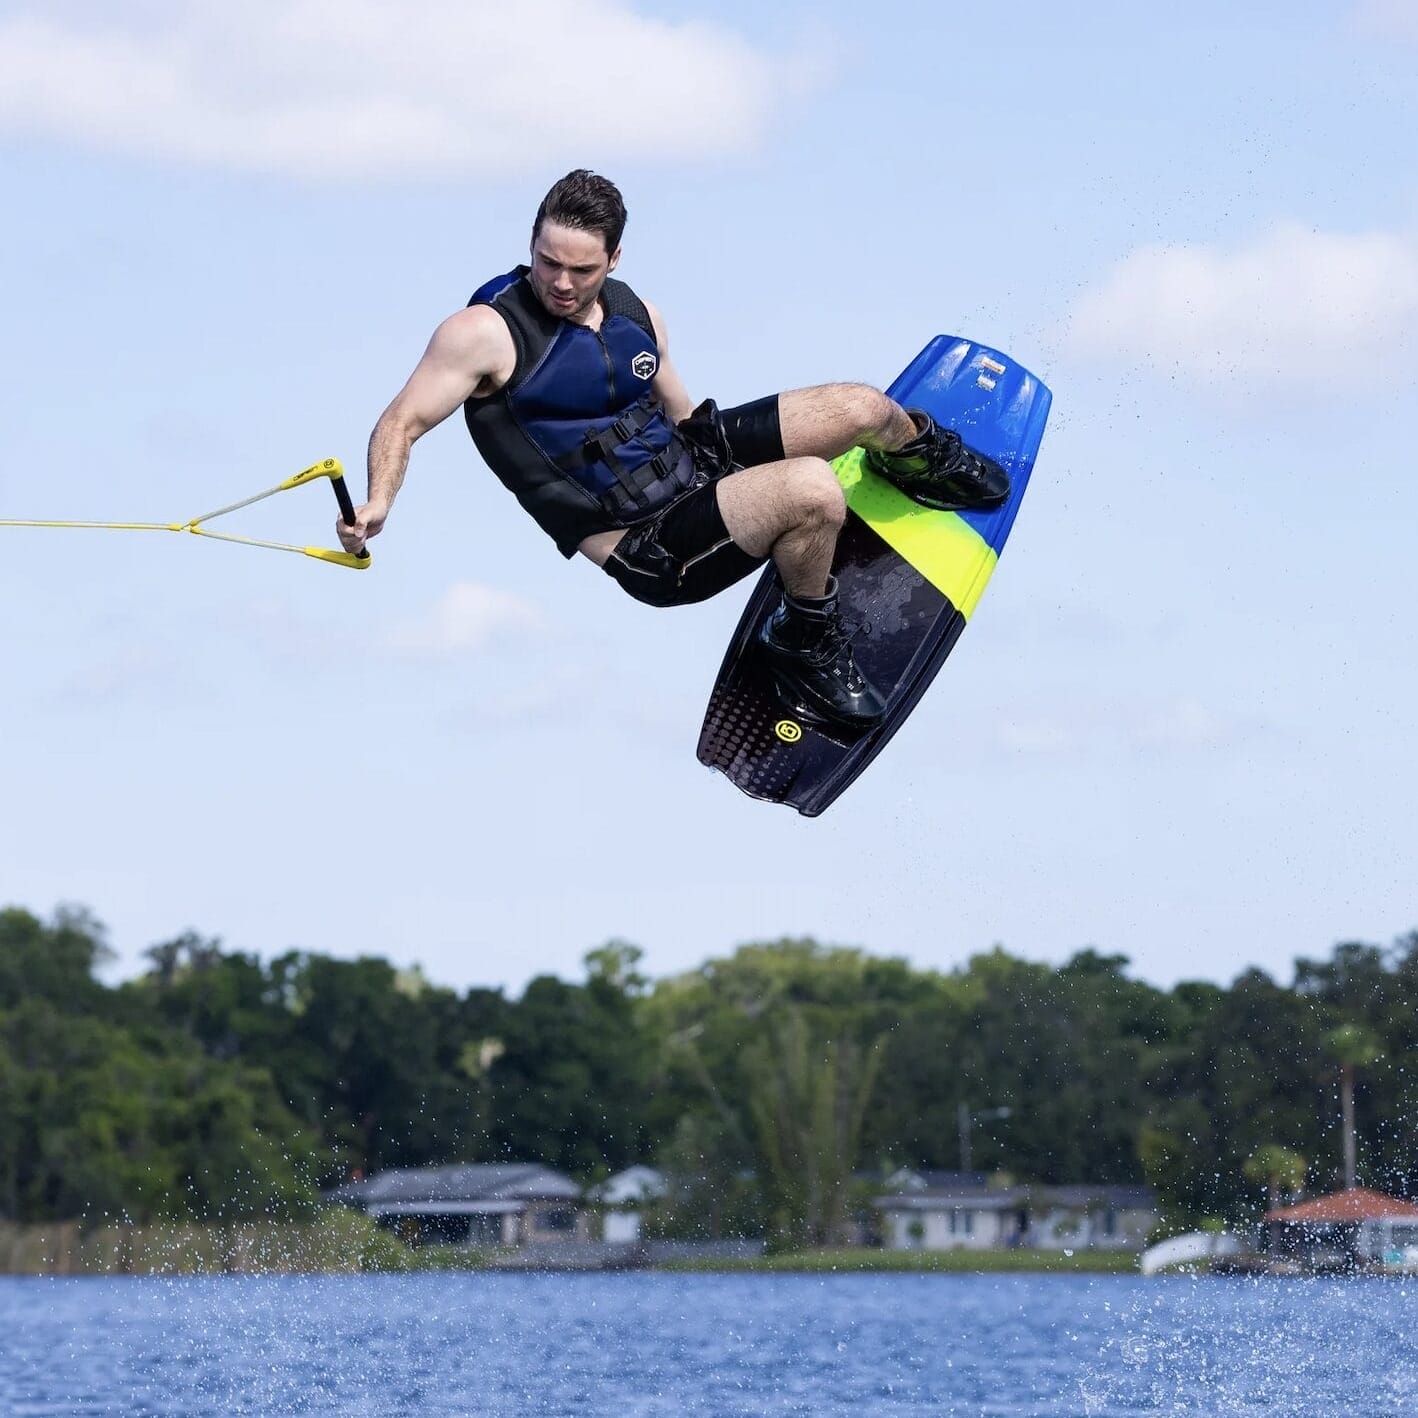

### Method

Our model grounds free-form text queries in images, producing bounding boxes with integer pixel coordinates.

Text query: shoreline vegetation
[8,906,1416,1261]
[0,1214,1135,1277]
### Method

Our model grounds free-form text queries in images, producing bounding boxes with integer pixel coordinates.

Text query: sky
[1,0,1415,996]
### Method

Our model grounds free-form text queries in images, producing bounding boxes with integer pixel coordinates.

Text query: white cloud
[995,697,1259,757]
[0,0,804,179]
[450,681,575,727]
[1065,223,1418,389]
[996,716,1075,756]
[1131,699,1241,752]
[1354,0,1418,41]
[230,582,544,662]
[382,580,543,656]
[55,644,192,705]
[236,596,338,659]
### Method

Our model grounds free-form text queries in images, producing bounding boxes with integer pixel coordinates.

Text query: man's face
[528,220,619,324]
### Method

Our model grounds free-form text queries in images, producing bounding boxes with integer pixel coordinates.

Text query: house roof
[875,1182,1157,1213]
[326,1163,580,1209]
[876,1188,1025,1213]
[887,1168,990,1192]
[1265,1187,1418,1224]
[1034,1185,1156,1209]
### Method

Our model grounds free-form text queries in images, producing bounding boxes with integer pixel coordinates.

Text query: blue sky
[1,0,1415,994]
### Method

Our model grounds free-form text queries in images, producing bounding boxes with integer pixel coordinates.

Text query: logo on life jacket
[631,351,658,380]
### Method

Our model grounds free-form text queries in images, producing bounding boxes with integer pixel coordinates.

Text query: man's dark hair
[533,170,627,255]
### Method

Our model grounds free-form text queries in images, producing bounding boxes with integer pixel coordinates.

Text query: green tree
[0,995,323,1222]
[1325,1023,1383,1190]
[489,943,658,1175]
[741,1007,885,1251]
[10,898,1418,1240]
[1142,969,1328,1223]
[643,1112,761,1241]
[0,905,112,1012]
[1241,1144,1307,1213]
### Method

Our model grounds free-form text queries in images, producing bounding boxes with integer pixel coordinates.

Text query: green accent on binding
[833,449,997,618]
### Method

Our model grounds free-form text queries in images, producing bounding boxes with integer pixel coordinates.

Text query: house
[876,1175,1026,1251]
[588,1166,666,1243]
[1264,1186,1418,1271]
[1023,1185,1157,1250]
[327,1163,586,1248]
[875,1175,1158,1252]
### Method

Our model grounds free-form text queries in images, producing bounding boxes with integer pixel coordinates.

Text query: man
[338,170,1008,729]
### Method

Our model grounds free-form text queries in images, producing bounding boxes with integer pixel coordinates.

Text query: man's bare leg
[777,383,916,462]
[715,454,886,728]
[714,455,845,599]
[775,381,1011,512]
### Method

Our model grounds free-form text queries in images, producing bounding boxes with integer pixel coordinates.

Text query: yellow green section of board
[833,449,998,618]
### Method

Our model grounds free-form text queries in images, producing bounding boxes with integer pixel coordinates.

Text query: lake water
[3,1271,1416,1416]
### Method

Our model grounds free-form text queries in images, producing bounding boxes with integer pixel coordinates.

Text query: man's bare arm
[338,307,513,551]
[644,299,694,424]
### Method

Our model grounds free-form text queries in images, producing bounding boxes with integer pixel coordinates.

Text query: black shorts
[604,395,786,608]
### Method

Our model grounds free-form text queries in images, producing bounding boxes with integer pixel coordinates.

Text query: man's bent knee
[839,383,895,439]
[783,457,846,529]
[716,456,843,558]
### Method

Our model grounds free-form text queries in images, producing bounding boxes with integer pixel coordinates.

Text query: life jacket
[463,267,697,557]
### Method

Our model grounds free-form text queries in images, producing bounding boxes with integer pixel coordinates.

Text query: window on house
[467,1213,503,1246]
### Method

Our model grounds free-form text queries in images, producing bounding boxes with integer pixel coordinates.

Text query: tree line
[2,904,1413,1246]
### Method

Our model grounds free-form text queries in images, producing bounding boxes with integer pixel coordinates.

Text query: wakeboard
[697,336,1051,815]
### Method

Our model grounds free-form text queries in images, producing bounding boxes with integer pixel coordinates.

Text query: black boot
[757,578,887,730]
[865,408,1010,511]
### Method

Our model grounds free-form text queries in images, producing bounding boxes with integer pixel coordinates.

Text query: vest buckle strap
[647,445,686,484]
[587,426,644,498]
[553,401,686,509]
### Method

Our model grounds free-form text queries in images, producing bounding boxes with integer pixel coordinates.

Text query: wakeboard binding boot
[865,408,1010,512]
[757,577,886,731]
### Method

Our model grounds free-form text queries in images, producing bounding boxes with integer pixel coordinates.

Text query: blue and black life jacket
[463,267,697,557]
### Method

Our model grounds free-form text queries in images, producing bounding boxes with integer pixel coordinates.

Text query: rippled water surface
[4,1271,1417,1416]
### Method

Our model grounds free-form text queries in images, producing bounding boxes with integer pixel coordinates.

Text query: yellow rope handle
[187,526,371,570]
[0,459,369,570]
[185,458,346,528]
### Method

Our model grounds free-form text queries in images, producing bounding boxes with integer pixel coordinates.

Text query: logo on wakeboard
[774,719,803,743]
[631,351,657,380]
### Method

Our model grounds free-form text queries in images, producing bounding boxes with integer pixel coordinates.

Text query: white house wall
[1029,1207,1154,1251]
[882,1200,1156,1252]
[884,1208,1004,1252]
[603,1211,642,1244]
